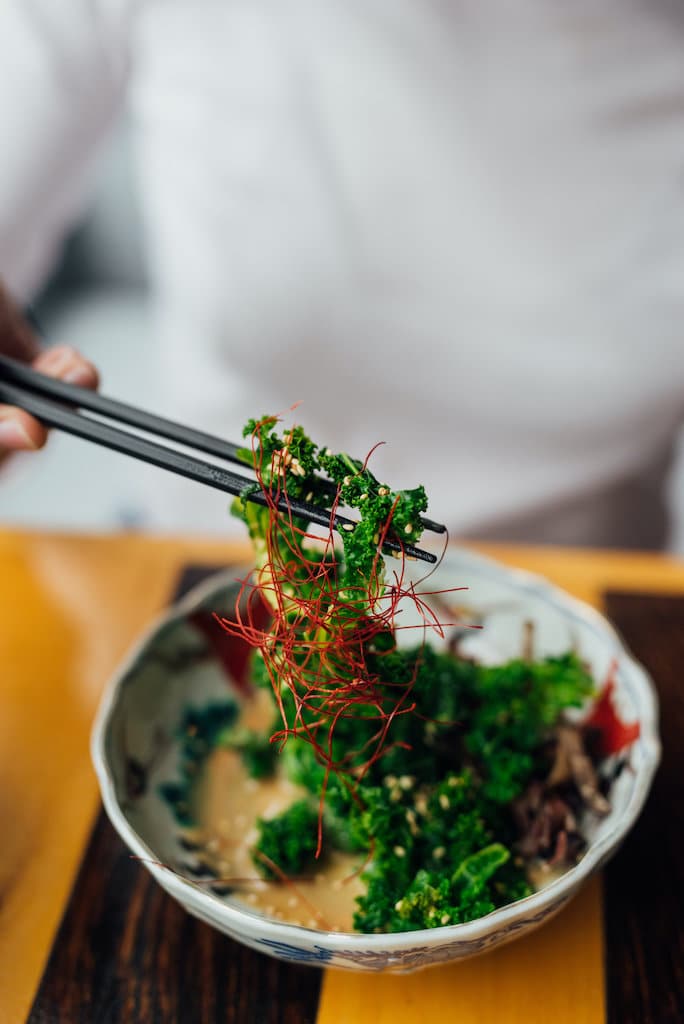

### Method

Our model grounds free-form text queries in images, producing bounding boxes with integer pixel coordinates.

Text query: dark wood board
[603,592,684,1024]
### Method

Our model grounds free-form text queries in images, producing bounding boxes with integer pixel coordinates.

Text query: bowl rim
[91,546,661,952]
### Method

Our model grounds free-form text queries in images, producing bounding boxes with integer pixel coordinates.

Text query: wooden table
[1,529,682,1024]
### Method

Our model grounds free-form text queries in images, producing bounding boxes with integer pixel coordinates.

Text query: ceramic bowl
[91,548,660,971]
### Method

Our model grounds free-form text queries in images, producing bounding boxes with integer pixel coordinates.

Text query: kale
[224,414,595,934]
[232,416,427,587]
[253,800,321,879]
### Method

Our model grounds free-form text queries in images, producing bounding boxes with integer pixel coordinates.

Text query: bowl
[91,547,660,971]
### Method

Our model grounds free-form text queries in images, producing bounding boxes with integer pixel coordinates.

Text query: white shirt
[2,0,684,545]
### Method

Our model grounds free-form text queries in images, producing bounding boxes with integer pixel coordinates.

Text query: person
[1,1,684,546]
[0,283,98,463]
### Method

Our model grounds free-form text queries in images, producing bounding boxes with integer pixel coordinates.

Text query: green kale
[253,800,321,879]
[223,414,593,935]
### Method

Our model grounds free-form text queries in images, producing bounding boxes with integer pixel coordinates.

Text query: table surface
[2,529,683,1024]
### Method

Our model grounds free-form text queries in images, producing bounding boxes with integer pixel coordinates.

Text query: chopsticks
[0,354,444,564]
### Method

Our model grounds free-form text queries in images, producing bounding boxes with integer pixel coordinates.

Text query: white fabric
[1,0,684,544]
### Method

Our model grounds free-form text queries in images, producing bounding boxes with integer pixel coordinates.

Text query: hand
[0,282,99,462]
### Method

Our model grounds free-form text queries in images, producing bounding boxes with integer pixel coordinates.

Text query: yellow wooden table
[2,529,681,1024]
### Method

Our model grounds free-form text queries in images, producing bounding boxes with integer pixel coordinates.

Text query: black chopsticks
[0,354,444,564]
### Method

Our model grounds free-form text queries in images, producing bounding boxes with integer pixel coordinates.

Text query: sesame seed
[432,847,445,860]
[428,908,436,918]
[373,533,379,545]
[390,788,402,803]
[341,523,355,532]
[308,918,319,929]
[360,493,368,501]
[393,846,406,858]
[440,914,450,925]
[448,776,461,787]
[399,775,415,790]
[343,476,351,486]
[415,795,428,816]
[325,448,333,457]
[405,523,413,534]
[384,775,398,787]
[395,900,404,912]
[378,487,389,496]
[439,794,450,810]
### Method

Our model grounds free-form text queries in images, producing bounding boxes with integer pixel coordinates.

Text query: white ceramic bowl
[91,548,660,971]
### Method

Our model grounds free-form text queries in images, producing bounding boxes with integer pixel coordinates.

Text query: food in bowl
[158,415,639,935]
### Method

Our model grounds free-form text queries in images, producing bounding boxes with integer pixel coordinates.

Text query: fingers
[0,345,100,463]
[33,344,100,390]
[0,405,48,454]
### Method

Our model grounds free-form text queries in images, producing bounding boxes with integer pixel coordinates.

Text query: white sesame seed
[432,847,445,860]
[373,533,379,545]
[308,918,319,928]
[405,523,413,534]
[440,914,450,925]
[399,775,415,790]
[393,846,406,858]
[384,775,398,787]
[341,523,355,532]
[325,448,333,457]
[360,493,368,501]
[343,476,351,486]
[390,788,402,803]
[378,487,389,496]
[439,794,450,810]
[394,900,404,912]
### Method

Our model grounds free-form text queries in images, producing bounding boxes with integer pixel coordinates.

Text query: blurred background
[3,4,684,550]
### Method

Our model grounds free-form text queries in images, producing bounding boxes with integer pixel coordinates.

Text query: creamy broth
[195,692,364,932]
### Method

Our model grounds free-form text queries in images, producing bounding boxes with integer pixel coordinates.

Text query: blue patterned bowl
[91,548,659,971]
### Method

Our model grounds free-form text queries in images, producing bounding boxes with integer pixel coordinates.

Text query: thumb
[0,281,39,362]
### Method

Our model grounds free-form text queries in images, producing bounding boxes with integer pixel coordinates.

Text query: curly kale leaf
[253,800,320,879]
